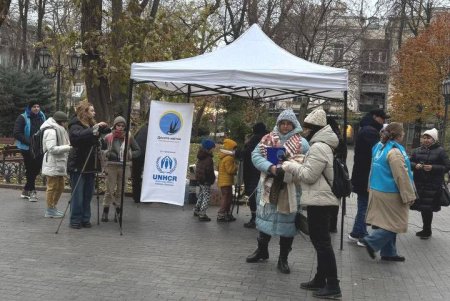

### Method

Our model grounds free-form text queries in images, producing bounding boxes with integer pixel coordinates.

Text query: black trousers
[307,205,338,282]
[421,210,433,231]
[131,158,144,202]
[21,150,42,191]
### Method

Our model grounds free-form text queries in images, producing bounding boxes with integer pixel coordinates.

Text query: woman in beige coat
[361,122,416,262]
[282,108,341,299]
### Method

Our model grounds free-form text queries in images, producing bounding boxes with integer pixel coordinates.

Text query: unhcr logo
[153,156,178,184]
[156,156,177,174]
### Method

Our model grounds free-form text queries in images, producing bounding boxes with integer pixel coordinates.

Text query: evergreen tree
[0,66,54,137]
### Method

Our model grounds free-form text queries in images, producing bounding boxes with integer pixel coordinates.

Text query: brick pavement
[1,186,450,301]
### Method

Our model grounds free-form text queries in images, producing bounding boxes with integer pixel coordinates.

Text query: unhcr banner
[141,101,194,205]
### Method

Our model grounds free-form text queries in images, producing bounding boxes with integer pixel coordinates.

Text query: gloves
[282,161,298,174]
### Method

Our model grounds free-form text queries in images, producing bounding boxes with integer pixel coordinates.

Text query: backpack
[30,126,57,159]
[323,145,352,199]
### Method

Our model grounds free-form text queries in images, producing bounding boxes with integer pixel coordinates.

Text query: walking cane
[55,146,94,234]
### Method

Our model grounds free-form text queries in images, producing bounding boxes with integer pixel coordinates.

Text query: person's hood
[41,117,60,129]
[359,113,383,131]
[309,125,339,149]
[197,147,212,160]
[219,149,235,159]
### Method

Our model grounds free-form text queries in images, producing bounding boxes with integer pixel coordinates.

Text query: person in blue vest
[360,122,416,262]
[13,100,46,202]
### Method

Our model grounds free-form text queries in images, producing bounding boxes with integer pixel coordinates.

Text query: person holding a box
[246,109,309,274]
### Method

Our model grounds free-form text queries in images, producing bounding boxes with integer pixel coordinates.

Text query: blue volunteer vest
[369,140,413,193]
[15,110,46,151]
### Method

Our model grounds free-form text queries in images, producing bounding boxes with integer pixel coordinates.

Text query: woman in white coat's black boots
[282,108,342,299]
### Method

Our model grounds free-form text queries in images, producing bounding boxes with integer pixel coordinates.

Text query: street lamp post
[38,47,81,111]
[442,76,450,147]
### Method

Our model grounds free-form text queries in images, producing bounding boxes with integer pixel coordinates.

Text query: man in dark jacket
[13,101,46,201]
[131,121,148,203]
[243,122,268,228]
[349,109,387,243]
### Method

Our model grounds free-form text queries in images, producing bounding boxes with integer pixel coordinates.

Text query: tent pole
[118,79,135,235]
[186,85,191,103]
[340,91,348,250]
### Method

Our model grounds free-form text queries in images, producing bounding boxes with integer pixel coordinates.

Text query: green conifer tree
[0,67,54,137]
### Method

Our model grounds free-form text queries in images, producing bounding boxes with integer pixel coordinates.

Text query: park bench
[0,138,24,183]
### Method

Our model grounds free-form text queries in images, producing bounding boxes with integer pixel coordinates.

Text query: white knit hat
[304,108,327,127]
[423,128,438,141]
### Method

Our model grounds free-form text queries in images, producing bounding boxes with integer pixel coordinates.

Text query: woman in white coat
[41,111,72,218]
[282,108,341,299]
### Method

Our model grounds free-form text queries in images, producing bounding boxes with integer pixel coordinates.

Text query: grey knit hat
[276,109,301,129]
[53,111,68,122]
[113,116,126,128]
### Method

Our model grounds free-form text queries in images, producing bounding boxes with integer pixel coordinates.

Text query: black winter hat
[252,122,268,135]
[28,100,40,109]
[370,109,389,119]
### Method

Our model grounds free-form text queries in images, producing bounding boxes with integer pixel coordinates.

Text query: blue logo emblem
[156,156,177,174]
[159,111,182,135]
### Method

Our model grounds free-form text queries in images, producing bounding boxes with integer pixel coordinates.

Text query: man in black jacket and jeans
[349,109,387,244]
[13,101,46,202]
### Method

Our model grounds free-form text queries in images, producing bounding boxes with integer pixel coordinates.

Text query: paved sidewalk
[1,187,450,300]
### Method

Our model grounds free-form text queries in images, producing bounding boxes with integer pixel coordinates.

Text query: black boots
[246,232,271,263]
[277,236,293,274]
[300,274,326,291]
[101,207,109,222]
[416,229,432,239]
[312,278,341,299]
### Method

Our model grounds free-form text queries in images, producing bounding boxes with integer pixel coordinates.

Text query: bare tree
[0,0,12,27]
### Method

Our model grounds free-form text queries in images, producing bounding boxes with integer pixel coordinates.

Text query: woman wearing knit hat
[217,138,238,222]
[246,109,309,275]
[13,101,46,201]
[193,139,216,221]
[282,108,342,298]
[101,116,141,222]
[41,111,71,218]
[410,128,450,239]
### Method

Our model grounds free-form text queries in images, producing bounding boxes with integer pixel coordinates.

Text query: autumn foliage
[390,13,450,122]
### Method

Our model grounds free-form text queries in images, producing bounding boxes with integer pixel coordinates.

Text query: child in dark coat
[194,139,216,221]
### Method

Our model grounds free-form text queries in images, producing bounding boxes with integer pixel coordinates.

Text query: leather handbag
[441,183,450,207]
[295,212,309,235]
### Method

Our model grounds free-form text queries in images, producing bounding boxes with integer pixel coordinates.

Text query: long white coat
[283,125,340,207]
[41,118,71,177]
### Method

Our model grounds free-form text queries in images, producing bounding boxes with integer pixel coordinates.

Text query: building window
[334,43,344,61]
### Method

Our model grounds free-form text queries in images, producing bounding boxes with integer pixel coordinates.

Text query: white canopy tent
[120,25,349,249]
[130,24,348,101]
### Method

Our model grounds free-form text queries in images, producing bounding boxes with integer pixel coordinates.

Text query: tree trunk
[192,99,208,138]
[18,0,29,70]
[0,0,12,28]
[109,0,126,115]
[81,0,111,123]
[32,0,46,69]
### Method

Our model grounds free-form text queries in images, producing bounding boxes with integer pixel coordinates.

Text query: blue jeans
[363,228,398,257]
[350,193,369,238]
[70,172,95,225]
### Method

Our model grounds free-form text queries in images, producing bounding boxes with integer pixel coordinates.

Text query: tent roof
[130,24,348,100]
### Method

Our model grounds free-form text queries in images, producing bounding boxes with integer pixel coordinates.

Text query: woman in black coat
[242,122,268,228]
[410,128,450,239]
